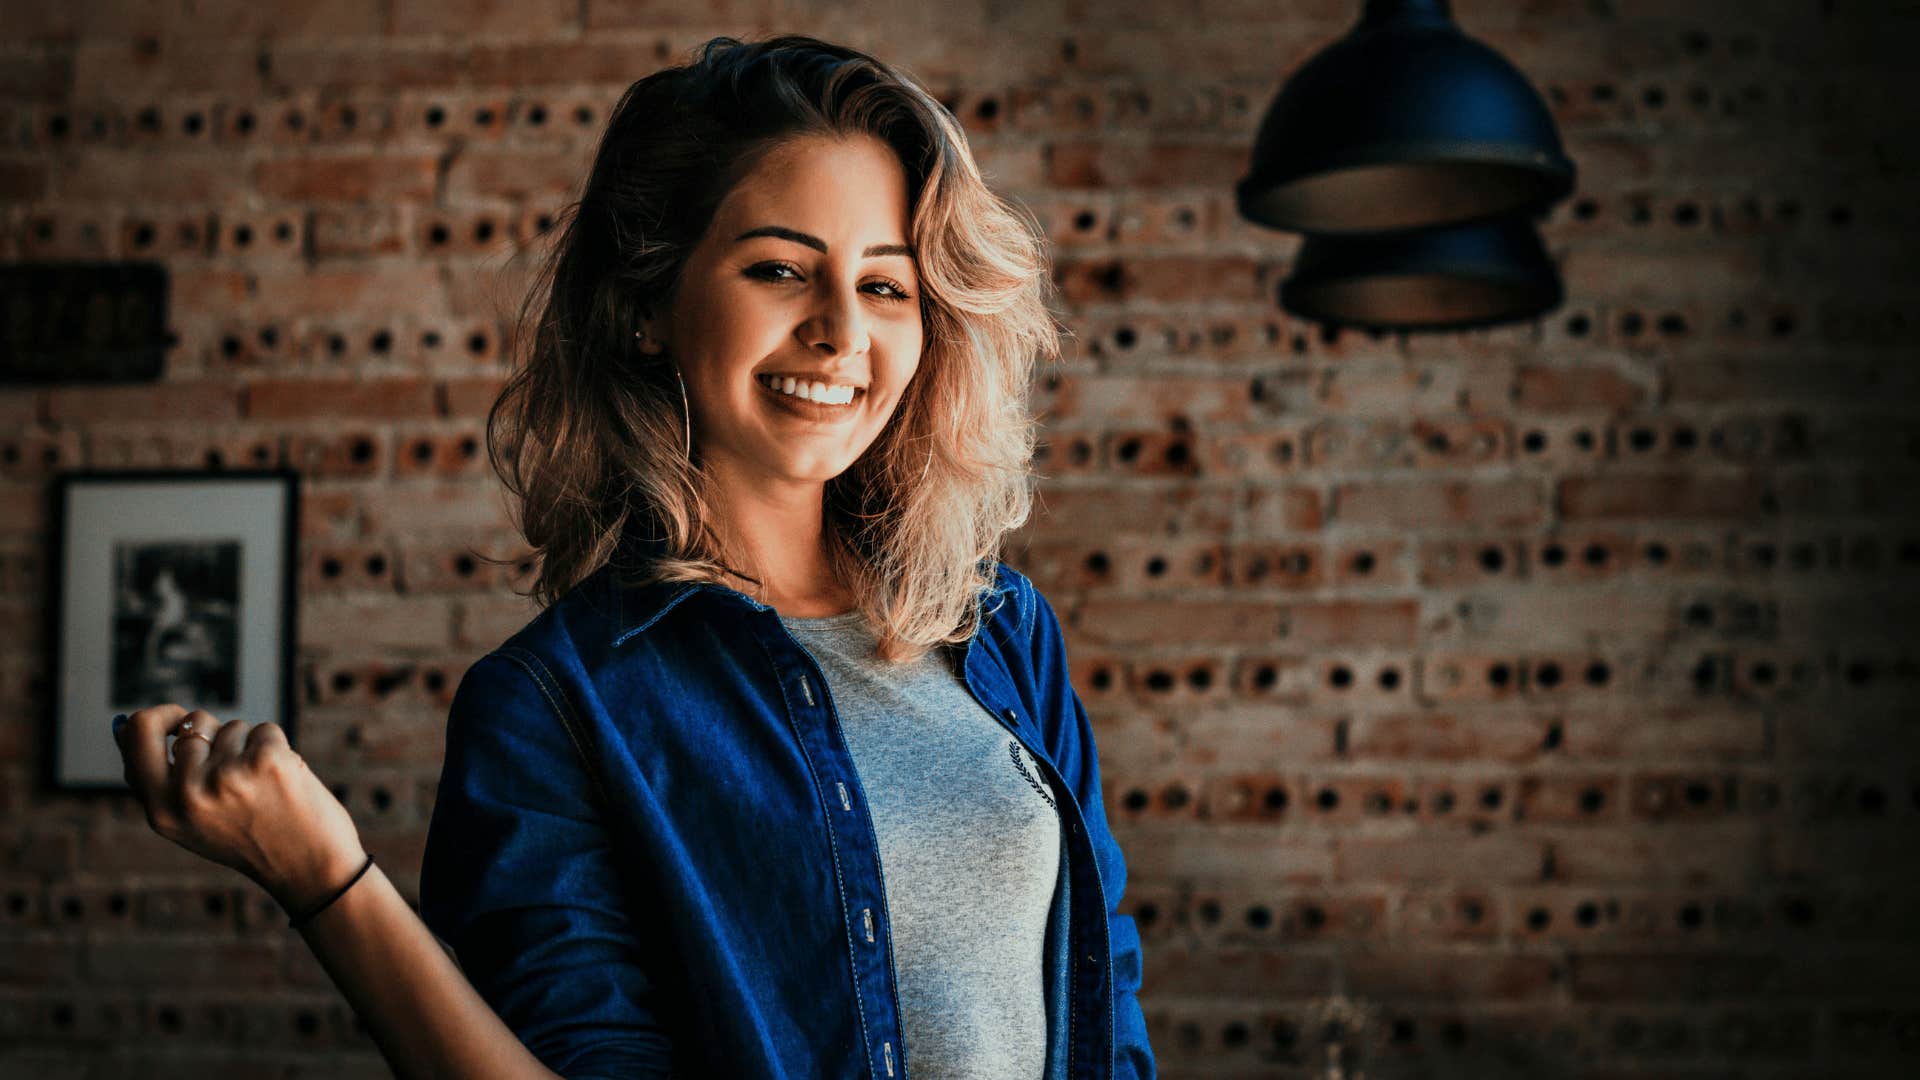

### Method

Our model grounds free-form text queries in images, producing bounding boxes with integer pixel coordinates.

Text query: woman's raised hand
[112,705,370,917]
[114,708,566,1078]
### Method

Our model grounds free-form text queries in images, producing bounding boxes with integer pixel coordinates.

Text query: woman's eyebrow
[734,224,913,259]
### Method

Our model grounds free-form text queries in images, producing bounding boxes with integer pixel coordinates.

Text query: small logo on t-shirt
[1008,741,1056,810]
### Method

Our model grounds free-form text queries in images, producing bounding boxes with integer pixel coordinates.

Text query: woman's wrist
[286,851,377,929]
[265,842,374,920]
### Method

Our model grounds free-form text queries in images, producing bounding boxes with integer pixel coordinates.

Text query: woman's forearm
[109,709,556,1078]
[293,861,561,1080]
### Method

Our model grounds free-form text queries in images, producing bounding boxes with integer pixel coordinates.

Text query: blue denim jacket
[418,541,1155,1079]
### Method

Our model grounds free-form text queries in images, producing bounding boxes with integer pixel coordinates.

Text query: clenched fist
[112,706,370,918]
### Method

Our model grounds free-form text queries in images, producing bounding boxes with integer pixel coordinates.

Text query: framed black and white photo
[48,469,300,791]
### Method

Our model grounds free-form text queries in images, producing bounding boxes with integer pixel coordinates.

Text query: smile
[757,373,863,405]
[756,373,866,421]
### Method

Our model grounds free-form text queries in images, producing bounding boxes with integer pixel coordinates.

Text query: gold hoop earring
[674,365,691,462]
[635,329,691,463]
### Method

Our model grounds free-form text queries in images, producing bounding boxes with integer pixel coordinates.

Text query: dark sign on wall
[1,261,171,385]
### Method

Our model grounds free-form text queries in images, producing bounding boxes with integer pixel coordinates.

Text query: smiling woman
[631,130,928,589]
[490,35,1065,643]
[112,32,1155,1080]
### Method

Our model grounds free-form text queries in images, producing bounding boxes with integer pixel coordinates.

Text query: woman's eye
[748,263,912,301]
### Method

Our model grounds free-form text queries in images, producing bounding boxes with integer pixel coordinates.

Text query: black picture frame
[46,468,300,792]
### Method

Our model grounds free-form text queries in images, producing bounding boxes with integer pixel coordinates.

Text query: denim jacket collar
[602,530,1019,647]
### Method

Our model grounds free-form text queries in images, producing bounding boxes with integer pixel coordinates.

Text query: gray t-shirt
[780,608,1062,1080]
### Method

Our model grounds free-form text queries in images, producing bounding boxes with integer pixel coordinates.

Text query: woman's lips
[757,377,865,423]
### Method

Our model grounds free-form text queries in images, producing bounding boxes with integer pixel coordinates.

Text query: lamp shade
[1278,214,1563,331]
[1237,0,1576,235]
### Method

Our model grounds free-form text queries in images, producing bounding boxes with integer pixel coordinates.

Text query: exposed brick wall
[3,2,1918,1076]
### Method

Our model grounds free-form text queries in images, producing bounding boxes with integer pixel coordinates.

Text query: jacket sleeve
[418,648,676,1079]
[1024,576,1158,1079]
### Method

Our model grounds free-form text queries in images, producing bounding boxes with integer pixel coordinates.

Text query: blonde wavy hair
[485,34,1064,663]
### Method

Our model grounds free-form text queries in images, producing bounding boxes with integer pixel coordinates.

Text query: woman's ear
[635,309,668,356]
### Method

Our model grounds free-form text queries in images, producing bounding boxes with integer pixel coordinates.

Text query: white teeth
[760,374,858,406]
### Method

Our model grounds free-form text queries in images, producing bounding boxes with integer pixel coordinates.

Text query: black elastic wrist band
[287,852,376,930]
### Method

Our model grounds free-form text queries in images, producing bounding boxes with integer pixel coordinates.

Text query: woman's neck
[709,475,853,616]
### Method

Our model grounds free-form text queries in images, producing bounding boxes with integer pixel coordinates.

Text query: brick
[584,0,780,30]
[300,596,455,650]
[253,154,438,203]
[1052,254,1269,306]
[357,481,516,537]
[1335,478,1547,529]
[0,160,48,201]
[1239,484,1326,534]
[1558,472,1767,520]
[59,152,251,203]
[44,382,240,424]
[78,825,224,876]
[82,938,279,987]
[1514,362,1655,413]
[467,41,664,85]
[0,487,44,535]
[1345,950,1560,1001]
[1141,944,1337,998]
[1665,355,1898,407]
[1547,823,1768,885]
[0,392,43,426]
[1456,587,1672,643]
[0,935,78,985]
[1557,705,1768,763]
[247,266,447,317]
[0,827,78,877]
[169,267,253,308]
[246,377,437,420]
[1570,951,1779,1002]
[1771,825,1920,884]
[1045,138,1256,188]
[388,0,578,37]
[168,0,385,38]
[443,149,586,201]
[1167,707,1336,764]
[1017,483,1236,539]
[1075,598,1284,646]
[1337,829,1546,884]
[1347,712,1555,765]
[1292,598,1421,647]
[1116,822,1335,881]
[1316,363,1476,415]
[436,375,507,418]
[1563,248,1769,298]
[267,43,470,89]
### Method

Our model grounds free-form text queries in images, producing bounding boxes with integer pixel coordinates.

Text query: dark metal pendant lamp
[1235,0,1576,330]
[1280,215,1563,332]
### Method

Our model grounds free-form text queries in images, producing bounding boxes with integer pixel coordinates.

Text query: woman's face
[647,132,924,496]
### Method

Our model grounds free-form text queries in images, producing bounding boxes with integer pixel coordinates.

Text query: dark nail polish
[112,713,127,734]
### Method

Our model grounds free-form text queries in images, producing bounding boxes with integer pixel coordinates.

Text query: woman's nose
[801,285,871,357]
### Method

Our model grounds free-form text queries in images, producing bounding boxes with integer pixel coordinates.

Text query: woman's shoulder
[457,561,663,674]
